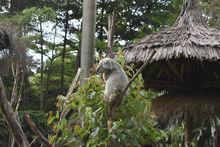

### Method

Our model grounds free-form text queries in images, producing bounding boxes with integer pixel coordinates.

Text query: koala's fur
[96,57,129,132]
[96,57,129,104]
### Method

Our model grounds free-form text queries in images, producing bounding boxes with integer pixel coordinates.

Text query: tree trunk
[22,73,30,109]
[184,114,193,146]
[60,6,69,94]
[44,59,53,110]
[80,0,97,80]
[40,21,44,109]
[76,47,81,69]
[44,24,57,108]
[97,0,105,59]
[107,12,115,59]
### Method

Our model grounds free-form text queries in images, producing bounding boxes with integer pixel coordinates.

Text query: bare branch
[24,112,52,147]
[30,137,38,146]
[107,12,116,58]
[121,50,157,97]
[11,65,20,110]
[59,68,82,122]
[103,27,108,36]
[0,76,30,147]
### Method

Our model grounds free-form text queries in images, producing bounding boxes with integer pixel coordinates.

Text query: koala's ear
[103,60,113,70]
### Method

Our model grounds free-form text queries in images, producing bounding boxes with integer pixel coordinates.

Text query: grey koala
[96,57,129,103]
[96,58,129,132]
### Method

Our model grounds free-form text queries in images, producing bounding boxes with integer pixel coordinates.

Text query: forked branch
[0,76,30,147]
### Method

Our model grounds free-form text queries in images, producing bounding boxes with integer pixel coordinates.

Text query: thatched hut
[125,0,220,145]
[125,0,220,92]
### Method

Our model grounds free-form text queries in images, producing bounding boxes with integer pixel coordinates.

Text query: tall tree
[19,7,56,109]
[80,0,97,79]
[60,1,69,94]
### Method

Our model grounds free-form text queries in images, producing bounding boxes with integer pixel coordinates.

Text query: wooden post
[217,127,220,147]
[211,120,218,147]
[184,114,193,146]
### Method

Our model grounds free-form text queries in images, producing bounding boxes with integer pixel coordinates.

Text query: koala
[96,58,129,133]
[96,57,129,104]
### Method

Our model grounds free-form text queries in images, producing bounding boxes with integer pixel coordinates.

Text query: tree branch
[59,68,82,122]
[121,51,157,97]
[24,112,52,147]
[0,76,30,147]
[11,65,23,110]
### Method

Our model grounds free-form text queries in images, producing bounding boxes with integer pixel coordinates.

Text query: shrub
[49,74,164,146]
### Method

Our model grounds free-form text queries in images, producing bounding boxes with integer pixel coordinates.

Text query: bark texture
[80,0,97,79]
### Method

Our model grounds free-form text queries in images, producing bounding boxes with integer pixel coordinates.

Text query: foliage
[96,0,182,42]
[48,58,164,146]
[29,54,77,110]
[202,0,220,29]
[0,0,219,146]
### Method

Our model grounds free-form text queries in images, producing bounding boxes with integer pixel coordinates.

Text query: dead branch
[107,12,116,58]
[0,76,30,147]
[103,12,116,59]
[59,68,82,122]
[30,137,38,146]
[11,65,23,110]
[66,68,82,98]
[121,50,157,97]
[24,112,52,147]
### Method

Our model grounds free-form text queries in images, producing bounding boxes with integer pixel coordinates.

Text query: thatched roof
[125,0,220,64]
[152,92,220,128]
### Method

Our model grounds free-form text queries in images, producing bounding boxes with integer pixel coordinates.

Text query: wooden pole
[211,119,218,147]
[184,114,193,146]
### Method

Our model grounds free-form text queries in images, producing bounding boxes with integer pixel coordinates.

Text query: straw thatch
[124,0,220,92]
[125,0,220,64]
[152,92,220,128]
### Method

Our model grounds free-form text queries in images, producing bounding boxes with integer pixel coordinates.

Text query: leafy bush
[49,73,164,146]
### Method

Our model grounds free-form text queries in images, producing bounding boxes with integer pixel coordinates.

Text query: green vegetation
[0,0,219,146]
[49,62,162,146]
